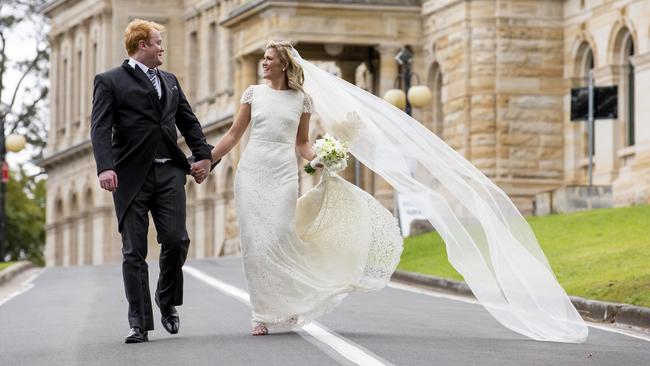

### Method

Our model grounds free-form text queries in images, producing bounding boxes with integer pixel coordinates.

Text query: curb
[0,262,35,286]
[392,270,650,331]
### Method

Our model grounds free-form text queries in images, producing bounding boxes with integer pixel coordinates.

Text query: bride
[200,40,403,336]
[198,40,588,342]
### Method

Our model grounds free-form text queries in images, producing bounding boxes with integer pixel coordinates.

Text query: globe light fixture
[324,43,344,56]
[382,46,433,114]
[383,89,406,110]
[5,134,27,153]
[407,85,433,108]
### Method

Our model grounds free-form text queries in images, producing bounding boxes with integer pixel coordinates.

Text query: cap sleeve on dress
[303,92,313,114]
[240,85,254,104]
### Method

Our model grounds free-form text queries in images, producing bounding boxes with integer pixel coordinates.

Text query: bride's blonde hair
[266,40,304,92]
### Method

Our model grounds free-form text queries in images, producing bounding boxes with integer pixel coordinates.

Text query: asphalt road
[1,256,648,366]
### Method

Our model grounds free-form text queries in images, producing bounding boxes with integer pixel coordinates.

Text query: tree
[1,0,49,263]
[1,0,49,161]
[5,166,45,265]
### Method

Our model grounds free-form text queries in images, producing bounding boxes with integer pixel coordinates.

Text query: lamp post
[383,46,433,115]
[0,128,27,262]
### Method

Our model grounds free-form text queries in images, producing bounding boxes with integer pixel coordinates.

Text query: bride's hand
[309,157,324,169]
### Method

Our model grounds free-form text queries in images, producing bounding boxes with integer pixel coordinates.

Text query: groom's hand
[98,170,118,192]
[190,159,211,184]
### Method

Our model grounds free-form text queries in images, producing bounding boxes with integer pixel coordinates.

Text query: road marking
[0,269,45,307]
[183,265,391,366]
[388,281,650,343]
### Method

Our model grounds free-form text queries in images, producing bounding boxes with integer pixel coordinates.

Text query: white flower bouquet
[304,134,350,175]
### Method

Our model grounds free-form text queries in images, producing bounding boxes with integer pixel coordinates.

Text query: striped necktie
[147,69,161,99]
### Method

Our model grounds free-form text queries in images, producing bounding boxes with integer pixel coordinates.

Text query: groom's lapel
[120,60,163,120]
[158,71,175,117]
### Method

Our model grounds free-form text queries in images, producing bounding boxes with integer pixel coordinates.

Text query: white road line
[183,265,390,366]
[0,269,45,307]
[388,281,650,343]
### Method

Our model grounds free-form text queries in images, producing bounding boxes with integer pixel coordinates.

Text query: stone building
[41,0,650,266]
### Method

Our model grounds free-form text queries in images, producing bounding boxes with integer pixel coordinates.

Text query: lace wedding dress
[235,84,403,330]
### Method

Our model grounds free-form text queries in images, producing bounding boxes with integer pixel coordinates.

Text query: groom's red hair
[124,19,166,56]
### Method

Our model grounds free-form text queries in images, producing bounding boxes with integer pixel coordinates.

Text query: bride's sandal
[251,323,268,336]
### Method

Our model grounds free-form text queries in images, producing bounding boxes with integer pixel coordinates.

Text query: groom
[90,19,215,343]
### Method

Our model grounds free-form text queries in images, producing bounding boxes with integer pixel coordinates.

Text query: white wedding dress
[235,84,403,330]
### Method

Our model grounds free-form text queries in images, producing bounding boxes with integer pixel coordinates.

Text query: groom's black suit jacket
[90,60,212,229]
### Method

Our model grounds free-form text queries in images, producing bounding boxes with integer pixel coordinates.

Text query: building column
[335,60,361,184]
[75,216,85,266]
[625,52,650,203]
[64,31,73,147]
[49,39,59,152]
[93,207,113,264]
[193,200,207,259]
[233,54,259,164]
[44,224,56,267]
[592,65,621,184]
[61,220,71,266]
[372,46,401,212]
[204,200,215,257]
[214,195,227,256]
[187,201,196,259]
[337,60,358,84]
[564,76,588,184]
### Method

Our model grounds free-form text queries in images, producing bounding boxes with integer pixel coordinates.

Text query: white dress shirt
[128,57,161,98]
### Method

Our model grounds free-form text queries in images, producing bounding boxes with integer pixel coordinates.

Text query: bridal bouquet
[304,134,349,175]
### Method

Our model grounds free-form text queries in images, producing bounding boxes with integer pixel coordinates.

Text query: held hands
[98,170,118,192]
[190,159,212,184]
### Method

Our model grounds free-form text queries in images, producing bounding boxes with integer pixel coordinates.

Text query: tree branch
[0,30,6,104]
[8,86,47,135]
[8,47,46,112]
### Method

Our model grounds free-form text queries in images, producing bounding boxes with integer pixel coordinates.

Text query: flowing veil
[292,48,588,343]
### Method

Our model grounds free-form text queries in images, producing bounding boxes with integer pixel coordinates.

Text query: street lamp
[383,46,433,115]
[1,132,27,262]
[6,134,27,153]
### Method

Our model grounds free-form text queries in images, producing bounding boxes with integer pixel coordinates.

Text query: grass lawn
[0,262,15,272]
[398,204,650,308]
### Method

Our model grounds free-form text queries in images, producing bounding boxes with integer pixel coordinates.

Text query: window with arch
[427,63,443,137]
[575,42,594,157]
[60,53,68,137]
[209,22,217,94]
[611,27,636,147]
[54,198,64,266]
[623,34,635,146]
[84,188,94,265]
[73,48,82,130]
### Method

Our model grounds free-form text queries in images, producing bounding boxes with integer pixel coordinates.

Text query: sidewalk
[392,270,650,332]
[0,262,34,286]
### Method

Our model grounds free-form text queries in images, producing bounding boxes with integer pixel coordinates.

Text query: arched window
[611,26,636,147]
[433,65,443,137]
[54,198,64,266]
[623,35,635,146]
[69,193,79,265]
[575,42,594,157]
[84,188,94,264]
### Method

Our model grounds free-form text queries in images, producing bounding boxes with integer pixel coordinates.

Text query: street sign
[1,161,8,183]
[571,85,618,121]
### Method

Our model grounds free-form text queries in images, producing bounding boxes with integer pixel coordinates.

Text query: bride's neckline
[265,84,291,91]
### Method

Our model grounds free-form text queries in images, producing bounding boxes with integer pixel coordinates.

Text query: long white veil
[293,49,588,343]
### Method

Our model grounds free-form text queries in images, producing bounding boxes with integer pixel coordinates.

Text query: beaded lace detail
[240,85,254,104]
[303,92,313,114]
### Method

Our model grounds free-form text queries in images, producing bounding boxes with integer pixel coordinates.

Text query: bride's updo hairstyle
[266,40,304,92]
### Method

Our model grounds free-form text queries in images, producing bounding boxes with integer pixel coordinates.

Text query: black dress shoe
[156,296,180,334]
[161,305,180,334]
[125,327,148,344]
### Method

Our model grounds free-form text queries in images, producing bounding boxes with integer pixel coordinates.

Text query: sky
[2,2,49,176]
